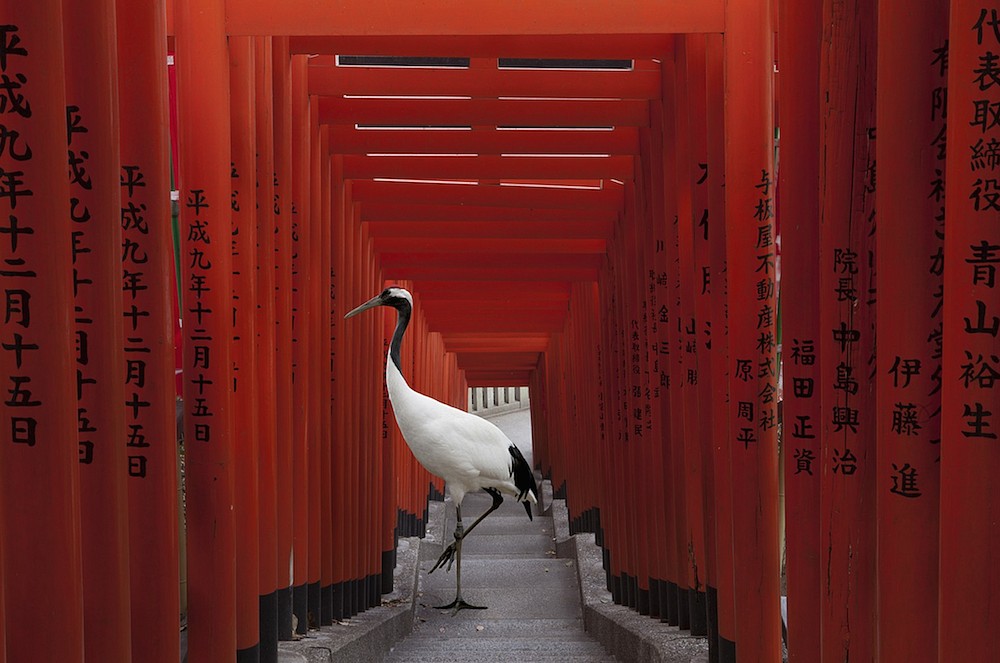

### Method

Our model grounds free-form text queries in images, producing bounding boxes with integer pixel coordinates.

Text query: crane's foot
[429,541,458,574]
[435,596,487,615]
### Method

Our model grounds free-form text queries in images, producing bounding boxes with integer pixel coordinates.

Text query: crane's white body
[345,285,537,612]
[386,357,537,508]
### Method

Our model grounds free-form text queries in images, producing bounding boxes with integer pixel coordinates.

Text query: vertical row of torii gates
[0,0,997,661]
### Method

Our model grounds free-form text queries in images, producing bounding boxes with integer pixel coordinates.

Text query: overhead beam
[465,373,532,388]
[325,127,641,155]
[383,264,598,282]
[423,314,566,333]
[379,251,601,270]
[342,155,634,181]
[226,1,724,36]
[443,333,552,352]
[364,220,611,240]
[457,353,542,370]
[291,35,676,59]
[308,63,661,99]
[360,203,616,222]
[372,237,606,254]
[350,180,625,209]
[415,280,572,301]
[317,97,650,127]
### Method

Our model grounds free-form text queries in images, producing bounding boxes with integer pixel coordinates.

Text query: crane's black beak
[344,293,383,319]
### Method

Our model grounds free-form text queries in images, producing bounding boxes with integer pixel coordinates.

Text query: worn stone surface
[386,494,614,662]
[275,536,419,663]
[558,515,711,663]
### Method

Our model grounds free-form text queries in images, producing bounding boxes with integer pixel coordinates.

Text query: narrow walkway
[386,411,615,662]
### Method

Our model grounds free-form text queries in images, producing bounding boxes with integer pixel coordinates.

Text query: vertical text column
[175,0,236,658]
[723,0,781,659]
[939,3,1000,657]
[115,0,180,659]
[0,7,84,661]
[63,0,132,659]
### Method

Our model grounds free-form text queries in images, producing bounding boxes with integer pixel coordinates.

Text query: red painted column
[272,36,295,638]
[817,0,878,659]
[331,166,349,620]
[646,101,677,625]
[675,36,709,634]
[705,34,737,659]
[0,510,3,663]
[0,492,3,662]
[777,0,823,660]
[305,85,322,625]
[661,58,690,624]
[175,0,236,659]
[939,2,1000,657]
[316,127,339,624]
[634,129,666,621]
[289,47,312,631]
[116,1,181,659]
[703,32,735,660]
[0,5,84,661]
[254,34,280,661]
[62,0,132,659]
[724,0,781,659]
[684,34,715,642]
[874,1,948,661]
[654,69,683,626]
[229,35,261,660]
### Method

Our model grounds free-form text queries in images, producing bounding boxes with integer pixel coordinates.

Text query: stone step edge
[546,479,710,663]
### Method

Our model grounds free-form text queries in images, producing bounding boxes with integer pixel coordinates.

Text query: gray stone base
[547,484,710,663]
[277,536,420,663]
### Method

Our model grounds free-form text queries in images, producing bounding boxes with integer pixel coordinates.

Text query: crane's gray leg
[429,489,504,575]
[432,492,504,614]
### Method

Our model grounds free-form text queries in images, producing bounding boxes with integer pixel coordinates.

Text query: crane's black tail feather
[508,444,538,522]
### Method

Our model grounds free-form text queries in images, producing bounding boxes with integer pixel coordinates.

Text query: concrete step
[443,514,553,536]
[387,654,613,663]
[392,641,610,657]
[420,557,576,585]
[385,410,615,662]
[403,617,593,639]
[445,532,555,557]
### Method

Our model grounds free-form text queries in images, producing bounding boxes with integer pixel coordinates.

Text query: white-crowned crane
[345,286,538,614]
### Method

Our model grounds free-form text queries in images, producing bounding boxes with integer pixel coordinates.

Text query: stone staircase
[385,490,616,662]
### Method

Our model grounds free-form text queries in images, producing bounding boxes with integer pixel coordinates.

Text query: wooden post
[229,35,261,662]
[289,47,312,633]
[939,2,1000,657]
[331,164,349,621]
[271,36,295,639]
[309,98,324,624]
[874,1,949,661]
[817,0,878,659]
[0,4,84,661]
[116,0,181,659]
[777,0,823,660]
[321,137,337,613]
[705,33,736,661]
[175,0,236,658]
[724,0,782,659]
[63,0,132,659]
[675,35,710,635]
[655,61,683,627]
[253,34,279,663]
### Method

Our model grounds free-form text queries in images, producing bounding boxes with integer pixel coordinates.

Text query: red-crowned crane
[345,286,538,614]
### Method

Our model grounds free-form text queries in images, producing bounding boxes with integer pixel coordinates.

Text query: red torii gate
[2,1,998,663]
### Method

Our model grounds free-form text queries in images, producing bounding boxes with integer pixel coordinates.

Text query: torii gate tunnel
[0,0,998,662]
